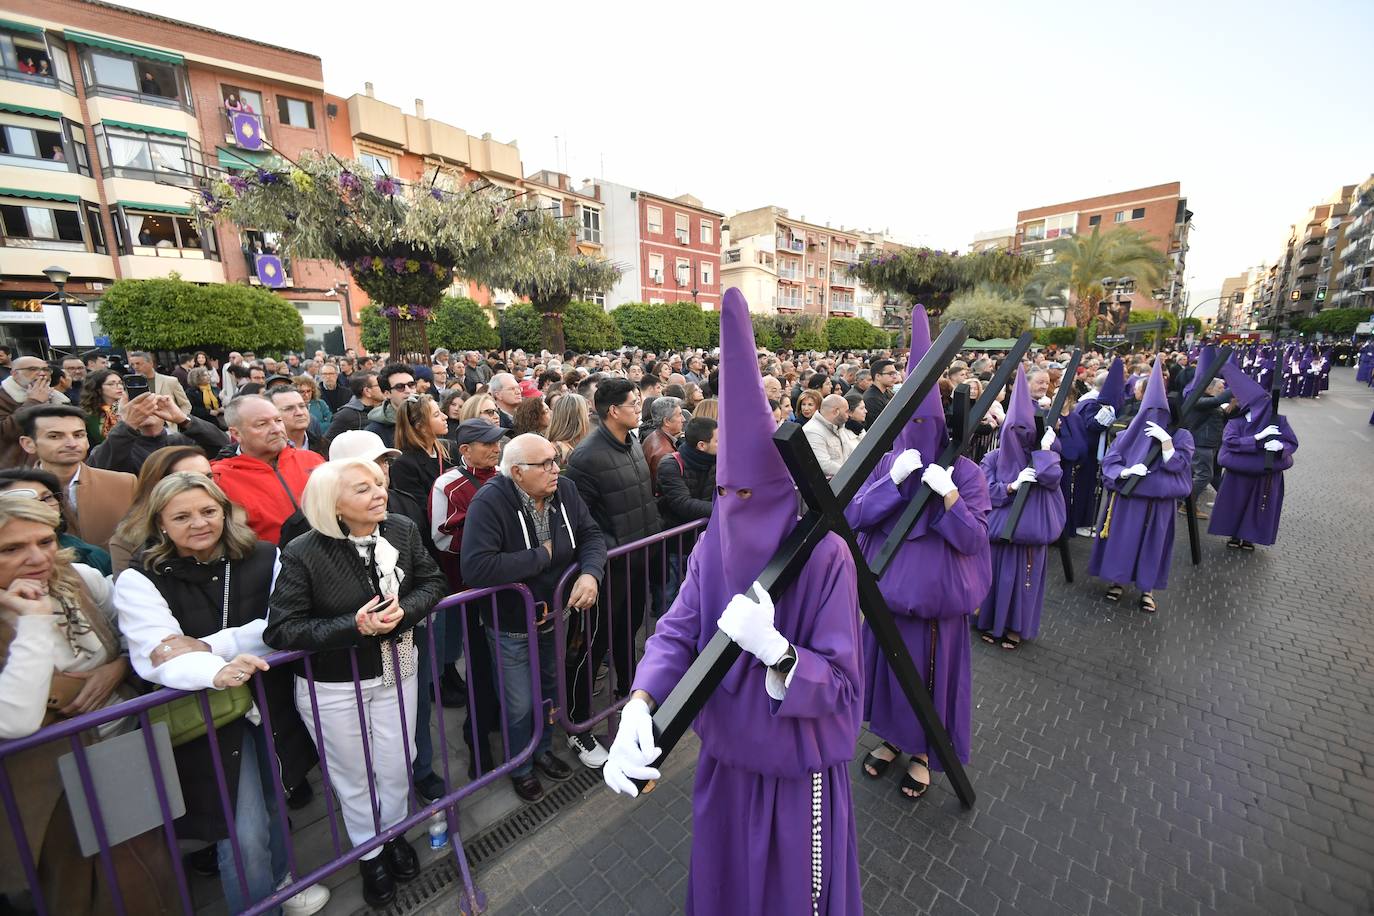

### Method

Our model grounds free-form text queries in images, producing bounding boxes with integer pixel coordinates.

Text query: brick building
[1012,182,1193,320]
[0,0,365,354]
[599,182,722,311]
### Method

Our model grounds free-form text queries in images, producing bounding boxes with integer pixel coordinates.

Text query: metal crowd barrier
[0,584,540,916]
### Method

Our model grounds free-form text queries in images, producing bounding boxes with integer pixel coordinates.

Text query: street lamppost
[40,265,95,358]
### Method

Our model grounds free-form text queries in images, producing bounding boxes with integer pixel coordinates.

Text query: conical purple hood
[1099,357,1126,409]
[1221,357,1270,432]
[996,365,1036,480]
[894,303,948,458]
[1184,344,1217,398]
[1109,357,1171,467]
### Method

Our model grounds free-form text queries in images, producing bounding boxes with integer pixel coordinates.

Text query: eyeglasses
[519,459,560,473]
[389,381,417,391]
[481,408,500,417]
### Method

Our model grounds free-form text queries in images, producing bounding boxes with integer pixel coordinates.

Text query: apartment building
[1216,273,1250,332]
[1249,184,1358,331]
[1331,175,1373,313]
[1012,182,1193,317]
[0,0,366,354]
[599,182,722,310]
[719,206,866,319]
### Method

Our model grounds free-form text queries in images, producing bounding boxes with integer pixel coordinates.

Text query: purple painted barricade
[0,583,540,916]
[552,519,708,742]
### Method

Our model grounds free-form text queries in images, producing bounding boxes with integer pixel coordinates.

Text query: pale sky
[128,0,1374,317]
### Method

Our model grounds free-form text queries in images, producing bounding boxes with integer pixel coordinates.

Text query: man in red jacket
[212,394,324,544]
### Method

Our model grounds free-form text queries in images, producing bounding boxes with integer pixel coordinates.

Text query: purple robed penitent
[976,367,1066,640]
[1062,358,1125,530]
[843,305,991,770]
[1207,360,1298,545]
[1088,359,1193,591]
[1356,341,1374,384]
[631,288,863,915]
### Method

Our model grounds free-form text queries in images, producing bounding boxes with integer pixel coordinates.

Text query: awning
[101,118,187,138]
[118,200,193,215]
[63,29,183,66]
[0,187,80,203]
[0,102,62,120]
[215,147,282,171]
[0,18,44,36]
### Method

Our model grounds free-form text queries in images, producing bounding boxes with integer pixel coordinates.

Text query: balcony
[722,248,741,264]
[776,291,803,310]
[776,235,805,253]
[222,107,270,150]
[829,273,854,288]
[778,267,801,282]
[244,250,292,287]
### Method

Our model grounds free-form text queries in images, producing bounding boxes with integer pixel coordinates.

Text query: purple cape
[1207,359,1298,545]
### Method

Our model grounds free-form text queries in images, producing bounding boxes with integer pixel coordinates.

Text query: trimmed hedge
[99,275,305,351]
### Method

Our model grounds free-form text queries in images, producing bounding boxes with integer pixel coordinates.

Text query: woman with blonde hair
[692,398,719,422]
[265,458,447,908]
[547,392,591,468]
[459,392,501,424]
[114,474,327,915]
[108,445,215,577]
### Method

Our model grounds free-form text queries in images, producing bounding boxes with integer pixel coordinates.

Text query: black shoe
[359,856,395,908]
[439,668,468,708]
[511,772,545,802]
[532,751,573,781]
[186,844,219,877]
[414,772,446,804]
[285,778,314,810]
[383,837,420,883]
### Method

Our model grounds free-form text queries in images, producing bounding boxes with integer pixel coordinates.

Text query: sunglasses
[389,381,417,391]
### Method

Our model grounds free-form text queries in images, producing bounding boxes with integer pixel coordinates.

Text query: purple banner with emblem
[231,111,264,151]
[255,254,286,288]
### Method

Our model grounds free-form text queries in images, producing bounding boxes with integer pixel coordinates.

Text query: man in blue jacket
[460,433,606,801]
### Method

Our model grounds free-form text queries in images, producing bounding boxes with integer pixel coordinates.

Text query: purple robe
[1088,432,1193,590]
[1062,397,1114,530]
[977,447,1065,639]
[1206,363,1298,546]
[1359,343,1374,384]
[845,453,991,770]
[632,536,863,915]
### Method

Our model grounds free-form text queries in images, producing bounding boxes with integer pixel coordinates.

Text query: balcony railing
[776,236,805,252]
[722,248,742,264]
[776,294,803,310]
[830,274,854,288]
[778,267,802,281]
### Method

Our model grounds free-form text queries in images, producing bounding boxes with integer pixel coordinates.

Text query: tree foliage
[99,275,305,352]
[825,316,888,350]
[612,301,710,352]
[359,305,389,354]
[943,285,1032,339]
[498,303,541,352]
[486,253,622,353]
[1032,227,1171,348]
[1298,307,1366,336]
[428,296,499,352]
[562,300,622,353]
[1033,326,1079,346]
[849,247,1037,317]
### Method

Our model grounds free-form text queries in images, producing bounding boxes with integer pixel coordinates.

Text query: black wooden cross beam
[998,349,1081,543]
[639,321,977,806]
[871,332,1034,577]
[1121,347,1233,498]
[1264,357,1284,472]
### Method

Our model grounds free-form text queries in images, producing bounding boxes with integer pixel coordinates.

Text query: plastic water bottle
[428,812,449,850]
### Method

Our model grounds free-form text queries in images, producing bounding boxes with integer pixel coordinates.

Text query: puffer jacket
[364,401,398,448]
[565,423,661,548]
[263,514,448,682]
[657,445,715,528]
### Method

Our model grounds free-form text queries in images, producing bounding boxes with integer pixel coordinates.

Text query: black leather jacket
[264,514,449,682]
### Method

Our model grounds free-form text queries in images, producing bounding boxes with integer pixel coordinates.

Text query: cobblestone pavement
[463,370,1374,916]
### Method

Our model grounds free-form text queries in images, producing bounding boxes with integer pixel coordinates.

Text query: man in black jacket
[564,378,661,767]
[864,358,899,429]
[461,434,606,801]
[323,372,383,444]
[88,391,228,474]
[656,416,716,528]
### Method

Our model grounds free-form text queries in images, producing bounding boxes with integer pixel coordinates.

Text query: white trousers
[295,674,417,860]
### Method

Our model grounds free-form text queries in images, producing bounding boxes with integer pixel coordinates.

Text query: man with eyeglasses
[324,371,384,445]
[863,358,901,430]
[563,378,662,768]
[16,404,134,551]
[1,356,69,467]
[462,433,605,801]
[364,364,417,448]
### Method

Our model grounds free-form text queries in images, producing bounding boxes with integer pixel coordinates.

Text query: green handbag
[146,558,253,747]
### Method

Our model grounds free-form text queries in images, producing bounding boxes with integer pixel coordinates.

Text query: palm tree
[1034,227,1170,348]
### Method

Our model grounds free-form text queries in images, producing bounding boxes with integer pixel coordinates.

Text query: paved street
[461,369,1374,916]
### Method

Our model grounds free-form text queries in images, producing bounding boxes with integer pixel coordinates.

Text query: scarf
[100,403,119,437]
[2,376,68,405]
[198,383,219,411]
[348,530,414,686]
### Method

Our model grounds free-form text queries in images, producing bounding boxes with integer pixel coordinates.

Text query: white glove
[889,448,923,486]
[921,463,958,497]
[1037,395,1053,410]
[1263,439,1284,452]
[1119,463,1149,479]
[1144,421,1171,443]
[1009,467,1038,492]
[1040,428,1057,451]
[1094,406,1116,426]
[717,585,788,666]
[602,698,661,798]
[1254,425,1280,441]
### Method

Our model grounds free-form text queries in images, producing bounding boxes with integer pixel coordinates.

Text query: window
[1132,207,1145,220]
[277,95,315,129]
[82,51,187,107]
[646,206,662,234]
[0,202,84,248]
[0,123,64,163]
[222,85,264,116]
[358,151,394,175]
[1114,211,1126,223]
[676,257,690,287]
[807,261,815,277]
[123,209,205,253]
[0,26,56,86]
[84,203,106,254]
[1088,215,1101,227]
[648,252,664,284]
[94,124,202,185]
[675,212,689,244]
[700,261,713,286]
[579,206,601,244]
[700,219,712,245]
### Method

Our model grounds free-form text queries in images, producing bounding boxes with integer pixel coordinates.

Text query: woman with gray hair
[264,458,447,908]
[185,366,224,427]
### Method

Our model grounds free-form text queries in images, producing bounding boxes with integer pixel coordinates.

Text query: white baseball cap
[328,429,401,463]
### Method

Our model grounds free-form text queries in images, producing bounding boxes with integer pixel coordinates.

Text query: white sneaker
[278,875,330,916]
[1075,526,1094,538]
[567,733,609,769]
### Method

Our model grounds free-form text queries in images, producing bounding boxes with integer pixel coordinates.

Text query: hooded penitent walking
[1060,358,1125,534]
[1088,358,1194,613]
[844,305,991,799]
[601,288,864,915]
[976,366,1066,649]
[1207,359,1298,549]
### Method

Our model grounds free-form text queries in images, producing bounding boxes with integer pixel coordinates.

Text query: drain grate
[348,767,603,915]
